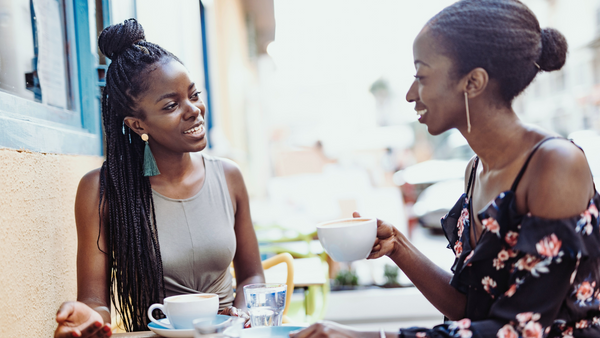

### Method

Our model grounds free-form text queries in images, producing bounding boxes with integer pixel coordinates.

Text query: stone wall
[0,148,103,337]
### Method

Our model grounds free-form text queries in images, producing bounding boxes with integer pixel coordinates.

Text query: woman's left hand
[289,321,365,338]
[352,212,400,260]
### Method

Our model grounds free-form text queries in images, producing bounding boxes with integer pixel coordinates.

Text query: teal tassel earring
[141,133,160,176]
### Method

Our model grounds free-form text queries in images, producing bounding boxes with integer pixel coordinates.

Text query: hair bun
[537,28,568,72]
[98,18,146,59]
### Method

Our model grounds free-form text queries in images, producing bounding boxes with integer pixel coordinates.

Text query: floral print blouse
[400,140,600,338]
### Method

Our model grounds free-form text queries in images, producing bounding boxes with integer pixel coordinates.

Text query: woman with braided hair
[292,1,600,337]
[54,19,264,337]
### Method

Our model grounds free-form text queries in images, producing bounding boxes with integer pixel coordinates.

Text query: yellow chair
[111,302,125,333]
[259,245,331,324]
[260,252,295,323]
[231,252,295,324]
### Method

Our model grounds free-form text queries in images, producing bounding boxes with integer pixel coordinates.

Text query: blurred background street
[2,0,600,336]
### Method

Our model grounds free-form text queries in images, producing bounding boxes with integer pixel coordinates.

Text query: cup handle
[148,303,173,329]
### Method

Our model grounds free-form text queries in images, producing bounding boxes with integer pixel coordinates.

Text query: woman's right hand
[55,301,112,338]
[218,306,251,328]
[352,212,400,260]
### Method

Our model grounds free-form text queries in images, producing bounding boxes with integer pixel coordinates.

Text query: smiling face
[125,58,207,155]
[406,28,467,136]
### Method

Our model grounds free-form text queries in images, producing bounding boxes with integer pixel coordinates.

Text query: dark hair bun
[98,18,146,59]
[538,28,568,72]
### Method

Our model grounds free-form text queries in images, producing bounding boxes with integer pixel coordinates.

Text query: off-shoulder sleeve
[487,197,600,325]
[399,195,600,338]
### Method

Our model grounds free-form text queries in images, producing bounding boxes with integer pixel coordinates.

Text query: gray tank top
[152,154,236,310]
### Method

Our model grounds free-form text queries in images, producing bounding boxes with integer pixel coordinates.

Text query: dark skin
[55,59,264,338]
[292,27,594,338]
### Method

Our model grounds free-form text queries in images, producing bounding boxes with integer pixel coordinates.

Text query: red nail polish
[95,321,102,328]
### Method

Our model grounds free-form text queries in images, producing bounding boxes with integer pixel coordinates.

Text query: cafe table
[113,257,326,337]
[113,332,160,337]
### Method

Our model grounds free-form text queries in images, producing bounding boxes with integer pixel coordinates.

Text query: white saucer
[147,318,194,338]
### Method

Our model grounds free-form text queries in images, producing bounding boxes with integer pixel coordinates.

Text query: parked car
[412,179,464,230]
[394,130,472,233]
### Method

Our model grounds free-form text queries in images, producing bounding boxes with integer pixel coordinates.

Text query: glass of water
[243,283,287,327]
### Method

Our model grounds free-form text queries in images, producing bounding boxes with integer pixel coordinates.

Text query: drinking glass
[243,283,287,327]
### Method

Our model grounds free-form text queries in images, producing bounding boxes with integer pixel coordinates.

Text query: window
[0,0,106,156]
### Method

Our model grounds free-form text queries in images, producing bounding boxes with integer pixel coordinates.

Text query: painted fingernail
[95,321,102,328]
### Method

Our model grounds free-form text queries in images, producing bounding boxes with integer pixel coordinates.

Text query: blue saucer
[240,326,306,338]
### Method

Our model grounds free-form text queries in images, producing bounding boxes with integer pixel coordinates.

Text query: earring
[464,92,472,134]
[141,133,160,177]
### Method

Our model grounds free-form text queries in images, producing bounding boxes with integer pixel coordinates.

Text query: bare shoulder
[219,157,244,182]
[524,139,594,218]
[75,167,104,228]
[77,168,101,199]
[217,157,248,199]
[219,157,242,175]
[78,167,102,193]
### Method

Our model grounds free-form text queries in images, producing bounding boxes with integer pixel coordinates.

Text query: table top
[113,257,326,336]
[112,332,159,337]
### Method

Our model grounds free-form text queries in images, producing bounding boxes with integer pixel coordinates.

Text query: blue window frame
[199,1,213,143]
[0,0,107,156]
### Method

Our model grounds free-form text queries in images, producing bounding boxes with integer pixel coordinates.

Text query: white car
[412,179,465,230]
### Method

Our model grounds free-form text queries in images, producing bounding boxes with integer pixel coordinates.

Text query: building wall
[207,0,273,197]
[516,0,600,135]
[135,0,206,94]
[0,148,103,337]
[207,0,253,158]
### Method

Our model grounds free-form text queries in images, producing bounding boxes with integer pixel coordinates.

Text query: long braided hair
[97,18,181,331]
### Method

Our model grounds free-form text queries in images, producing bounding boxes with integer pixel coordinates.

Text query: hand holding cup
[316,215,377,262]
[350,211,400,260]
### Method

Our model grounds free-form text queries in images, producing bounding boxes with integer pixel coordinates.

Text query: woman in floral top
[291,0,600,338]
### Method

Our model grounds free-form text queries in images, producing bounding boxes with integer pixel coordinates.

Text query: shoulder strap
[466,157,479,199]
[510,136,561,192]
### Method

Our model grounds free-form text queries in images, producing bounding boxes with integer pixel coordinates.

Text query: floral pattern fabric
[400,164,600,338]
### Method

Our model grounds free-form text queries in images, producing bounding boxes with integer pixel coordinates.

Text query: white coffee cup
[316,217,377,262]
[148,293,219,330]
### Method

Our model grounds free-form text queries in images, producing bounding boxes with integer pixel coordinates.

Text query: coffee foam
[168,294,215,302]
[318,218,372,228]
